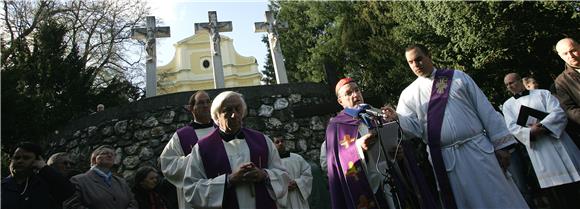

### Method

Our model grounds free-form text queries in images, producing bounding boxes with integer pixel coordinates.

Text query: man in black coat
[2,142,75,209]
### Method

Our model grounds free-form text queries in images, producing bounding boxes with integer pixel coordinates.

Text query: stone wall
[47,83,341,178]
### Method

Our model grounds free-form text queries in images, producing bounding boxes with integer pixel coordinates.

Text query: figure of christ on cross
[131,16,170,97]
[195,11,232,89]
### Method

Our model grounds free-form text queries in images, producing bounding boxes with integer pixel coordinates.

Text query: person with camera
[2,142,75,209]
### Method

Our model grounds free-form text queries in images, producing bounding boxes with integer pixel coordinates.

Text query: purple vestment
[325,111,387,209]
[197,128,277,209]
[427,69,457,209]
[176,126,199,155]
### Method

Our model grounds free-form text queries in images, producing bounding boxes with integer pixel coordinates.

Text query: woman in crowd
[133,166,168,209]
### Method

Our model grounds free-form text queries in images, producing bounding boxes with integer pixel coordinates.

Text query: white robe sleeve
[263,135,291,207]
[292,154,313,201]
[462,73,515,149]
[502,99,533,147]
[160,133,188,187]
[396,86,424,140]
[183,144,227,209]
[538,91,569,139]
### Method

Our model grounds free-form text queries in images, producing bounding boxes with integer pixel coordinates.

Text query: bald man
[554,38,580,148]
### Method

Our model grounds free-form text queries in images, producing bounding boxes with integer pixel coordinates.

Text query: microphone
[344,104,385,118]
[344,105,366,118]
[358,104,385,118]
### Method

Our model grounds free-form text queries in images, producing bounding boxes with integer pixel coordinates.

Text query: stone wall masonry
[47,83,342,179]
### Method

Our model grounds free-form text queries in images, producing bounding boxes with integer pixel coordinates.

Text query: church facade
[157,31,262,94]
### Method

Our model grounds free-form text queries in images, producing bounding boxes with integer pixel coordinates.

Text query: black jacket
[1,166,75,209]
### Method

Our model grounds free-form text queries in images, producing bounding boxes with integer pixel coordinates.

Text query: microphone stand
[368,115,402,209]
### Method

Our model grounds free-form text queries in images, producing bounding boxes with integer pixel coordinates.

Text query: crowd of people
[2,37,579,209]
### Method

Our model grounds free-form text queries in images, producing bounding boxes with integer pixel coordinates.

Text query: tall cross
[195,11,232,89]
[254,11,289,84]
[131,16,170,98]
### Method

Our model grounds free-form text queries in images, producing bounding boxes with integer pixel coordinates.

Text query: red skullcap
[335,77,355,94]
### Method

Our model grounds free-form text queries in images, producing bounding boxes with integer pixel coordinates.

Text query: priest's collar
[426,68,437,79]
[191,120,213,129]
[219,129,245,142]
[279,151,290,159]
[513,90,530,99]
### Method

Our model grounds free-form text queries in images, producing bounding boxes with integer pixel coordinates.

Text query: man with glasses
[65,145,137,209]
[160,90,215,209]
[321,78,391,209]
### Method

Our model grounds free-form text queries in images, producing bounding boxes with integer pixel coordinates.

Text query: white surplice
[502,89,580,188]
[183,134,289,209]
[160,126,214,209]
[280,153,313,209]
[396,69,529,209]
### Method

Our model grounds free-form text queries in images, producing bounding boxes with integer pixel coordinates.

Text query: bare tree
[1,0,150,88]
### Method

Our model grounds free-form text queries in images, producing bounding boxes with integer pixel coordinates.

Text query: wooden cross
[131,16,171,98]
[195,11,232,89]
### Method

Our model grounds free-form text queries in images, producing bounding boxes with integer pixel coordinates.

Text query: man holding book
[502,72,580,208]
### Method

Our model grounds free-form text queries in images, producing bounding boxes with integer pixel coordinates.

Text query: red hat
[335,77,355,94]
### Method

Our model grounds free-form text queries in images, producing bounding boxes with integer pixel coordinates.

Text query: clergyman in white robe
[396,68,529,209]
[502,89,580,188]
[183,134,289,209]
[280,153,313,209]
[159,125,214,209]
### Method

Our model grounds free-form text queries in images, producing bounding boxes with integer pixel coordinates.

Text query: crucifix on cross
[195,11,232,89]
[254,11,289,84]
[131,16,171,98]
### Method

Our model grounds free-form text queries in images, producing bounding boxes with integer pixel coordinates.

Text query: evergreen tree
[261,35,276,85]
[275,1,579,105]
[1,19,139,152]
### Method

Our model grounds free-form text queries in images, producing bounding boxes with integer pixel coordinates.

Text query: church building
[157,31,262,94]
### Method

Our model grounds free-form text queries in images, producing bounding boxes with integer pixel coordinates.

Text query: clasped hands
[528,122,547,141]
[288,180,298,190]
[228,162,268,185]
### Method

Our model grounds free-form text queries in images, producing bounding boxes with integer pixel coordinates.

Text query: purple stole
[197,128,277,209]
[176,126,199,155]
[427,69,457,209]
[176,123,217,155]
[326,111,386,209]
[400,140,439,209]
